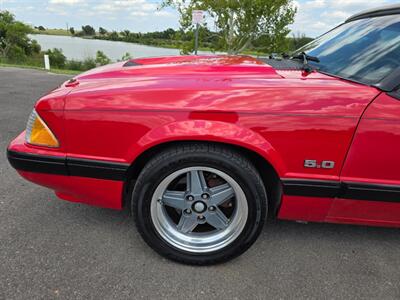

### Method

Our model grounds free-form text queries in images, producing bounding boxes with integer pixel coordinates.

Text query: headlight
[25,109,59,148]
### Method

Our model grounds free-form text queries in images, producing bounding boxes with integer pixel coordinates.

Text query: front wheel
[132,144,267,265]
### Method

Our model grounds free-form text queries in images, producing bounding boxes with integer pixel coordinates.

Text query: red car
[7,5,400,265]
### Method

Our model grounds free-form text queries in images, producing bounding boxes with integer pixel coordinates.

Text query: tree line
[60,24,312,56]
[1,11,131,71]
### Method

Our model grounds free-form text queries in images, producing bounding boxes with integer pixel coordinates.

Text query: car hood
[60,55,379,117]
[65,55,339,93]
[74,55,283,81]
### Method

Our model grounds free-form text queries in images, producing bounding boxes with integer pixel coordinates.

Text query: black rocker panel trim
[345,182,400,203]
[68,158,128,181]
[7,150,129,181]
[281,179,340,198]
[282,179,400,203]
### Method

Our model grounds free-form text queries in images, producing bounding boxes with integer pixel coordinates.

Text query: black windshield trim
[375,67,400,92]
[388,90,400,100]
[346,5,400,23]
[316,69,376,89]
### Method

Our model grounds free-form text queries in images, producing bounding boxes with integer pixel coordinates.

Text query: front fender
[126,118,286,176]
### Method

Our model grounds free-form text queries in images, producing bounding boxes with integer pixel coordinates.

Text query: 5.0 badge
[304,160,335,169]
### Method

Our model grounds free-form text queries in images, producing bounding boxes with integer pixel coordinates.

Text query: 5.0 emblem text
[304,160,335,169]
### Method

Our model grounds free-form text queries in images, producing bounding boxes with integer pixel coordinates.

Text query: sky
[0,0,399,37]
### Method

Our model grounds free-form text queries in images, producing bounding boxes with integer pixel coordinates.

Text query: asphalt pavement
[0,67,399,300]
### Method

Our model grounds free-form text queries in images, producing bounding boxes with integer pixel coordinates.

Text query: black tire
[131,143,267,265]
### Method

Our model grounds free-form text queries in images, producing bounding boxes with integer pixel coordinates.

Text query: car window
[296,15,400,85]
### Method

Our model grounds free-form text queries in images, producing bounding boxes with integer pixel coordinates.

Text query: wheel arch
[123,140,282,218]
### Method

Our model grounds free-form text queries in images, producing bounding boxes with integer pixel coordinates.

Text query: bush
[82,57,96,70]
[28,39,41,55]
[46,48,66,68]
[7,45,27,61]
[121,52,132,61]
[65,59,83,71]
[109,31,119,41]
[95,50,111,66]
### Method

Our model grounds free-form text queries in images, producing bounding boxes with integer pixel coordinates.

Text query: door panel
[330,93,400,225]
[327,199,400,228]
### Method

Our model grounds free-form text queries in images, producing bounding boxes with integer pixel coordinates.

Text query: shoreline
[0,63,80,75]
[30,32,188,51]
[30,32,262,56]
[30,31,233,55]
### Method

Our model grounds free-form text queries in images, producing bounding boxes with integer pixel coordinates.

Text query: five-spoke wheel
[151,167,248,253]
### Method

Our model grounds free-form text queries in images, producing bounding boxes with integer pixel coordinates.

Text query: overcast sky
[0,0,398,37]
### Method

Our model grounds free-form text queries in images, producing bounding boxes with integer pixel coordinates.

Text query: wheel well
[123,141,282,218]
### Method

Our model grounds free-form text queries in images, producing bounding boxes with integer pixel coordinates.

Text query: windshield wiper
[291,52,320,73]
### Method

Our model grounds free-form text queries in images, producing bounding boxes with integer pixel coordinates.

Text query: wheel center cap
[193,201,207,213]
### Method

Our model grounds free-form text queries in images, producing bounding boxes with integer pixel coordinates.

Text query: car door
[327,89,400,227]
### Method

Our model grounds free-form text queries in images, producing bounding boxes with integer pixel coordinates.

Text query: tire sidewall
[133,149,267,264]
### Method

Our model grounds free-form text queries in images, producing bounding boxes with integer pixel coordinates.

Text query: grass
[32,29,72,36]
[0,63,80,75]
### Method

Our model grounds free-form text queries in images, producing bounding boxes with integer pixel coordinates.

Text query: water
[29,34,185,61]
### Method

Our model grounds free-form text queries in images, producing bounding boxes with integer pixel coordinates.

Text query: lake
[29,34,190,61]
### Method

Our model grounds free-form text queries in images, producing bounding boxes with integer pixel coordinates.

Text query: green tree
[29,39,41,55]
[121,30,130,39]
[0,11,33,59]
[99,27,107,35]
[163,0,297,54]
[163,28,176,39]
[95,50,111,65]
[289,33,314,52]
[69,27,75,35]
[81,25,95,36]
[109,31,119,41]
[38,25,45,31]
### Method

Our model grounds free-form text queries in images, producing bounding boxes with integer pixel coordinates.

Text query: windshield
[296,15,400,85]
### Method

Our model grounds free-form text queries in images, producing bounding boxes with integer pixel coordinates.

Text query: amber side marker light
[25,109,60,148]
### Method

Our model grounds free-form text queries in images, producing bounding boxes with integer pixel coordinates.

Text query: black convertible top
[346,4,400,22]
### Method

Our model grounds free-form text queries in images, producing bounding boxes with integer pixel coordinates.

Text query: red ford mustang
[7,5,400,264]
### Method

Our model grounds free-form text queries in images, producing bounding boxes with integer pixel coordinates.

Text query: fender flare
[125,119,286,176]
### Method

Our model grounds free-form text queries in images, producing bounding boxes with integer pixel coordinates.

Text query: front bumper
[7,132,127,209]
[7,150,69,176]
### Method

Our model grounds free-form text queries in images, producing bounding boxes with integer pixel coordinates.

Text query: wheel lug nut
[187,195,194,201]
[184,209,192,215]
[209,206,216,211]
[198,215,205,220]
[201,193,209,199]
